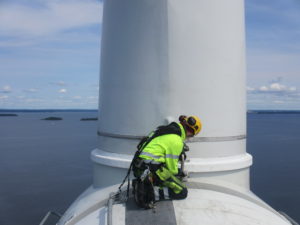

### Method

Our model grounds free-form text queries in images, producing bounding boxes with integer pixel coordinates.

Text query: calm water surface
[0,112,299,224]
[247,113,300,222]
[0,112,97,225]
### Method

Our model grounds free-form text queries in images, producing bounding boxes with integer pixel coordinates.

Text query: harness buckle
[140,167,151,181]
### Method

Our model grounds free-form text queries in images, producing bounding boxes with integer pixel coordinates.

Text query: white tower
[57,1,296,224]
[93,0,251,190]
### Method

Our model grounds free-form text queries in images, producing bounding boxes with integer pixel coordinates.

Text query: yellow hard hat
[179,115,202,136]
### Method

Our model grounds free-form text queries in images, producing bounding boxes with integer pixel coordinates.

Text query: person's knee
[169,187,188,200]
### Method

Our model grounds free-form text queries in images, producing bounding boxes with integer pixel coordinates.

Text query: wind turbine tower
[56,1,297,224]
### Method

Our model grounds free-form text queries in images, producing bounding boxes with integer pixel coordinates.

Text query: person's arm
[164,135,184,175]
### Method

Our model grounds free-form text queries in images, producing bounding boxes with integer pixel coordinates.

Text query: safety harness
[116,122,182,207]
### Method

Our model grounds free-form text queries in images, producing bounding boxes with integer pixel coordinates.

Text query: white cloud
[269,83,286,91]
[73,96,82,99]
[0,95,9,100]
[53,99,73,104]
[247,86,255,91]
[51,81,66,86]
[0,0,103,37]
[273,100,284,104]
[248,81,299,110]
[24,88,38,93]
[253,82,297,94]
[87,96,98,99]
[259,86,269,91]
[247,80,300,109]
[25,98,44,103]
[87,96,98,104]
[0,39,36,47]
[57,81,66,86]
[1,85,12,93]
[58,88,67,93]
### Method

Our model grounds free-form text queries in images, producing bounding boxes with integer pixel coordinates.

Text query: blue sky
[246,0,300,109]
[0,0,299,109]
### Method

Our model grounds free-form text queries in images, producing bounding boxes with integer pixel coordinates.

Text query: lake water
[248,113,300,222]
[0,111,299,224]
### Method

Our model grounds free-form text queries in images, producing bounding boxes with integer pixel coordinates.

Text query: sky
[0,0,299,110]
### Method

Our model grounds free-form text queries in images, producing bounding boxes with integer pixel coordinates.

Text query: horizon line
[1,109,300,112]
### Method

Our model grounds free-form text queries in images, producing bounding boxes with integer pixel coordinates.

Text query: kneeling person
[133,115,202,206]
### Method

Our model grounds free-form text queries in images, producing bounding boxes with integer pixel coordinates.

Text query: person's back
[139,122,185,175]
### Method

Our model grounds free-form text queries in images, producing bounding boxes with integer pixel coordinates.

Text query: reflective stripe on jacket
[139,123,186,175]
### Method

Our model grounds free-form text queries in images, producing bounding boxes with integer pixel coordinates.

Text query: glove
[179,152,187,161]
[177,168,188,178]
[183,143,189,152]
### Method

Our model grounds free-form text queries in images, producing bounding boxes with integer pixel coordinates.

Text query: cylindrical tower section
[168,0,247,158]
[92,0,252,189]
[165,0,251,188]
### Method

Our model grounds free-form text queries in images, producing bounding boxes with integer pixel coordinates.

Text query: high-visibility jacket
[139,122,186,175]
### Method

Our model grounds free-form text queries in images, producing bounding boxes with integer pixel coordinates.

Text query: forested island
[80,118,98,121]
[41,117,63,120]
[0,114,18,117]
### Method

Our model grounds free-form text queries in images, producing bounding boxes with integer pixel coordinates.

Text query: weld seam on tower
[97,131,246,142]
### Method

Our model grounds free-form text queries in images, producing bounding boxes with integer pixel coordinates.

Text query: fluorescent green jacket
[139,123,186,175]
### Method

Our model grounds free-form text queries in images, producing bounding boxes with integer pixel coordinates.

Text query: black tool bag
[132,178,155,209]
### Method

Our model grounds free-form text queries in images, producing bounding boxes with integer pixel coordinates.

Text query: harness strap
[117,123,182,198]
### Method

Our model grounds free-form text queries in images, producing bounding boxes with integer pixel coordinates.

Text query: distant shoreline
[247,110,300,114]
[0,109,300,114]
[0,109,97,113]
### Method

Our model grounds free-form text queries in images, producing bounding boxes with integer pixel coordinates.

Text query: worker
[132,115,202,208]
